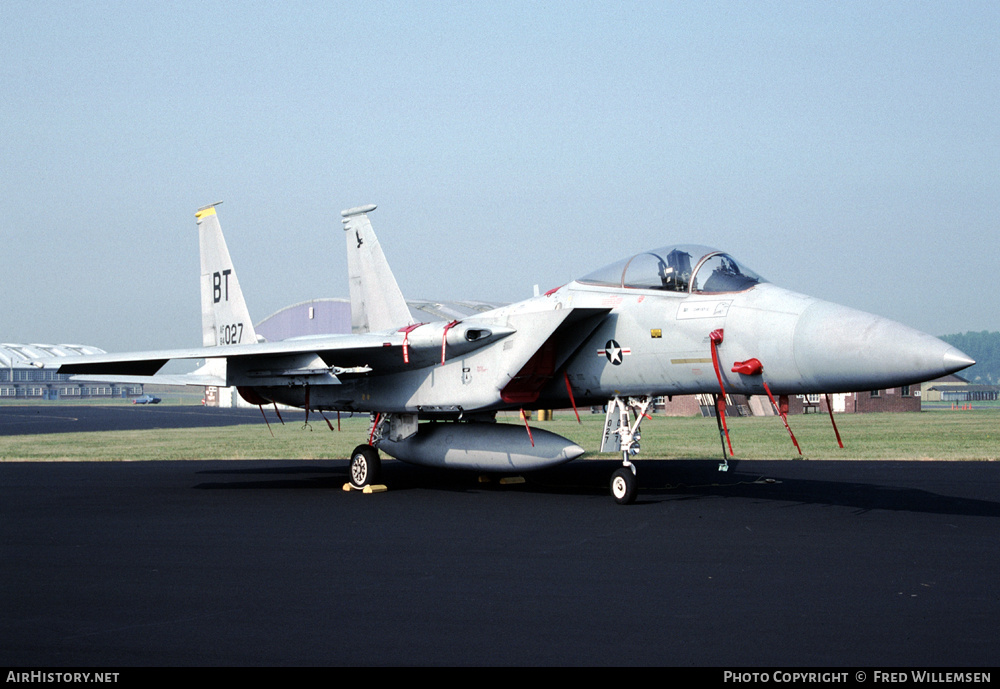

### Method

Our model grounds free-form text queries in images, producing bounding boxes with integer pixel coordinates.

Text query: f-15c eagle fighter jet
[56,203,974,503]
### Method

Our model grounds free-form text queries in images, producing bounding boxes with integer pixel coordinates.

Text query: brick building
[844,385,921,413]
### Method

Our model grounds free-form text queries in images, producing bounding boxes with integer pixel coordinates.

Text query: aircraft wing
[54,325,516,386]
[57,335,386,374]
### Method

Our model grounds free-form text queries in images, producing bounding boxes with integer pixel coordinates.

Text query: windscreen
[579,245,765,294]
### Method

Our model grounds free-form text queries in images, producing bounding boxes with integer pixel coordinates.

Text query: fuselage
[550,280,970,402]
[251,267,971,415]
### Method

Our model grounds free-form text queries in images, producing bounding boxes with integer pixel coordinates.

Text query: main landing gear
[602,396,652,504]
[348,413,392,489]
[348,444,381,489]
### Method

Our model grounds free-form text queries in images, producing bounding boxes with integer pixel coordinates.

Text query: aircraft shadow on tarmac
[191,459,1000,518]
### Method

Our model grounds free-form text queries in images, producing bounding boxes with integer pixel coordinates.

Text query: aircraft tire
[610,466,637,505]
[349,444,381,488]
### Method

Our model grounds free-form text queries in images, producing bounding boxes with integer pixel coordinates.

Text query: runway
[2,454,997,666]
[0,404,316,435]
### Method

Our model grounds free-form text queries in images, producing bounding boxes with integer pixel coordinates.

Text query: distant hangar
[0,343,142,400]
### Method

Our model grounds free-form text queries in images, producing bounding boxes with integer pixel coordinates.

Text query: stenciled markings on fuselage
[676,300,731,320]
[219,323,244,345]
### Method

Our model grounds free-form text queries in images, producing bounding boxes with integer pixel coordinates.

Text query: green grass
[0,393,205,407]
[1,409,996,462]
[502,410,999,461]
[0,416,371,462]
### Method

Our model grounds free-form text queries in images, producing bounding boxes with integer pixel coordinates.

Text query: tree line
[939,331,1000,385]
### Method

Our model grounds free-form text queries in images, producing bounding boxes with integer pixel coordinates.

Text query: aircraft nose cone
[943,347,976,374]
[792,300,975,393]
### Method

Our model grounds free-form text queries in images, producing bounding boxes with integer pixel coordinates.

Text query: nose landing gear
[610,464,637,504]
[602,396,652,504]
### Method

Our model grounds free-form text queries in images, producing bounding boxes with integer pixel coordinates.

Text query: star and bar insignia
[597,339,631,365]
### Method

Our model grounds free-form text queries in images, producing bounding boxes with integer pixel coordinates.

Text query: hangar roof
[0,343,106,369]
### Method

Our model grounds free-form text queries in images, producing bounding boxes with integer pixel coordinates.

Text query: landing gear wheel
[349,444,381,488]
[610,466,637,505]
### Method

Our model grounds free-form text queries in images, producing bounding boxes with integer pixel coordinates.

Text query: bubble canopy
[578,245,766,294]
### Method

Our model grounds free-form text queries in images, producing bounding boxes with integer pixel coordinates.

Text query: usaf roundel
[598,339,631,365]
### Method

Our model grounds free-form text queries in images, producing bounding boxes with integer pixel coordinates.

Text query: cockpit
[578,245,766,294]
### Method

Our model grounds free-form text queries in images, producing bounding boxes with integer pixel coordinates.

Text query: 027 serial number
[219,323,244,345]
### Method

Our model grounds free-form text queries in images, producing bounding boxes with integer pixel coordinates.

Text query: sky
[2,1,998,352]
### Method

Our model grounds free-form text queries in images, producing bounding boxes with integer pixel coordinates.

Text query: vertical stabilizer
[196,203,259,347]
[341,204,413,333]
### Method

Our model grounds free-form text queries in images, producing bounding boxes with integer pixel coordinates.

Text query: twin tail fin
[341,204,413,334]
[196,203,259,347]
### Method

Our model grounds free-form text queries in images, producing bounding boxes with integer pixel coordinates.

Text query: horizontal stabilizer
[59,358,169,376]
[68,373,228,387]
